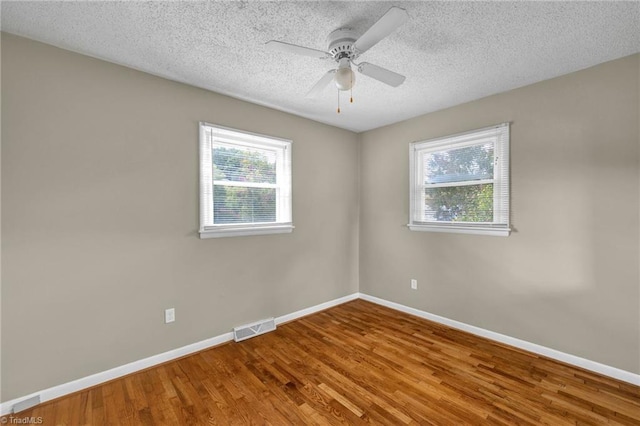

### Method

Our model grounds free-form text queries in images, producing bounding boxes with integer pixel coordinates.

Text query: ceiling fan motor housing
[326,28,357,60]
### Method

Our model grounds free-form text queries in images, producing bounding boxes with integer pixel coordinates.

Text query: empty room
[1,1,639,424]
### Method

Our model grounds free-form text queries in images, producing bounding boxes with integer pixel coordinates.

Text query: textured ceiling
[2,1,639,132]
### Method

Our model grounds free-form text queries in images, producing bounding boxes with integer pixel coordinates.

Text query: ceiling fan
[266,7,409,110]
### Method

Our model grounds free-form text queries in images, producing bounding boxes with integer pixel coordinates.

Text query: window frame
[199,122,293,239]
[409,123,510,237]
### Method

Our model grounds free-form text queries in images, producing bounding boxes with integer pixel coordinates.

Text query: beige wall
[1,34,359,401]
[2,32,639,403]
[359,54,640,373]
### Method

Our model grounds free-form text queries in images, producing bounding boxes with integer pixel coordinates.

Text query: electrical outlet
[410,279,418,290]
[165,308,175,324]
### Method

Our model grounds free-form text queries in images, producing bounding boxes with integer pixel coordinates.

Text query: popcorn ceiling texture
[2,1,639,132]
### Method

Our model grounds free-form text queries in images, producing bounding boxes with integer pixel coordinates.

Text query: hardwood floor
[5,300,640,425]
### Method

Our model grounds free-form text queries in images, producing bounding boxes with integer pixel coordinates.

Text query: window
[409,123,510,236]
[199,122,292,238]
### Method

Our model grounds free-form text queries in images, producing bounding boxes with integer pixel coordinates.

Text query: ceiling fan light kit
[265,6,409,113]
[335,58,355,91]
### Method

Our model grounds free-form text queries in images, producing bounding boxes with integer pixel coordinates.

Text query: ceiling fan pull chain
[337,89,341,113]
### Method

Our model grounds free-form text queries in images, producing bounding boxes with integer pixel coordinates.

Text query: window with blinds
[199,123,292,238]
[409,123,510,236]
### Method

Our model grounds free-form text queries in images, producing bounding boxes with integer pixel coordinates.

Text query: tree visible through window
[409,124,510,236]
[424,143,494,222]
[213,146,277,224]
[199,123,292,238]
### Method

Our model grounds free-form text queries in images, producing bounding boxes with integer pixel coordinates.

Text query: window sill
[200,224,294,239]
[408,224,510,237]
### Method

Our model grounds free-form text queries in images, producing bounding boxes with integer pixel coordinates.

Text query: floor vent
[13,395,41,413]
[233,318,276,342]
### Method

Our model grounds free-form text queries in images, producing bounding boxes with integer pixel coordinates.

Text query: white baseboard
[0,292,360,416]
[0,331,234,416]
[3,291,637,415]
[359,293,640,386]
[275,292,359,325]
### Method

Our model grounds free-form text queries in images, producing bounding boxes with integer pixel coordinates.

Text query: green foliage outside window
[424,144,494,222]
[213,147,277,224]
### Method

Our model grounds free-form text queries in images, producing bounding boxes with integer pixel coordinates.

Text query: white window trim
[408,123,511,237]
[199,122,293,239]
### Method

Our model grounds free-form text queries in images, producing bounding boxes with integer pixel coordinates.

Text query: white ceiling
[2,1,639,132]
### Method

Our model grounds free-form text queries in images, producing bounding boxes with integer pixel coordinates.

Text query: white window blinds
[199,123,292,238]
[409,123,510,236]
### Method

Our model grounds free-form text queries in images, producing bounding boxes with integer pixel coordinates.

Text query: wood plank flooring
[4,300,640,425]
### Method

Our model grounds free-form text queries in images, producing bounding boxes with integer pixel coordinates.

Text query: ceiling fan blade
[354,7,409,54]
[306,70,336,98]
[357,62,406,87]
[265,40,330,59]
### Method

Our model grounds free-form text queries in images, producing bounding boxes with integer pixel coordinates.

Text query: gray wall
[359,54,640,373]
[1,34,359,401]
